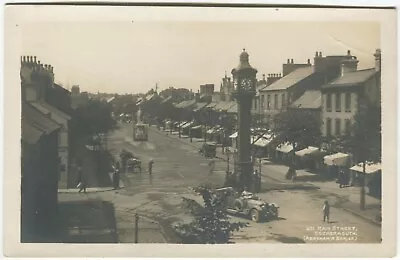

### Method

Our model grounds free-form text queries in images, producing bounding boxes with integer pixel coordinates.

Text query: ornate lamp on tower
[231,49,258,192]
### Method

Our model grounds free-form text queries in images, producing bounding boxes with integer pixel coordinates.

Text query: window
[335,118,341,136]
[282,93,286,108]
[345,93,351,112]
[326,93,332,112]
[345,119,351,135]
[335,93,341,112]
[267,95,271,110]
[326,118,332,136]
[261,95,265,108]
[274,94,278,109]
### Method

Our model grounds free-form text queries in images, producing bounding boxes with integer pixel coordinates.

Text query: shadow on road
[271,233,306,243]
[56,199,118,243]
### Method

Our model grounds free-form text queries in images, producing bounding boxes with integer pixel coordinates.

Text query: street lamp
[231,49,258,192]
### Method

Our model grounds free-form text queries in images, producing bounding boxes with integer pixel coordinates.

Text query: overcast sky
[22,21,379,94]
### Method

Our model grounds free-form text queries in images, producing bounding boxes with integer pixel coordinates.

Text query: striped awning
[324,152,350,166]
[276,143,294,153]
[295,146,319,157]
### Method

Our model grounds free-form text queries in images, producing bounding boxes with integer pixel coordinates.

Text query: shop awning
[350,162,382,174]
[182,121,194,129]
[229,132,238,138]
[178,121,188,127]
[295,146,319,157]
[191,125,203,130]
[324,152,350,166]
[253,133,275,147]
[276,143,294,153]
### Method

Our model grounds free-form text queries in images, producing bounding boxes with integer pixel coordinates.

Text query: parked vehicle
[199,142,217,158]
[126,157,142,173]
[133,123,149,141]
[213,187,279,222]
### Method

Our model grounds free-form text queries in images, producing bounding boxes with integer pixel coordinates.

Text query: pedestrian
[113,162,121,190]
[291,168,297,183]
[339,170,345,188]
[208,159,215,175]
[148,159,154,175]
[323,200,330,223]
[77,165,87,193]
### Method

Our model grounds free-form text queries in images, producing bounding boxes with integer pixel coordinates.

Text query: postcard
[3,3,397,258]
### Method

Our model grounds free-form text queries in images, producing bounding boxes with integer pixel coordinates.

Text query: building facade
[321,49,381,137]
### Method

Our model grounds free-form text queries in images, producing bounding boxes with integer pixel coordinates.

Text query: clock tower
[231,49,258,191]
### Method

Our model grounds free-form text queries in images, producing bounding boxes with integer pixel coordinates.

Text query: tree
[74,99,117,139]
[350,103,381,209]
[175,186,247,244]
[273,109,322,165]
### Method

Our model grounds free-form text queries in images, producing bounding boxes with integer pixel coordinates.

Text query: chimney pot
[319,52,322,57]
[287,59,290,64]
[291,59,294,63]
[30,56,34,62]
[22,56,26,62]
[347,50,351,56]
[34,56,37,63]
[315,51,318,57]
[307,59,310,64]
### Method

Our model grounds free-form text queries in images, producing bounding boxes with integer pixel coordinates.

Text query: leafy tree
[74,99,117,139]
[273,109,322,165]
[349,103,381,209]
[175,186,247,244]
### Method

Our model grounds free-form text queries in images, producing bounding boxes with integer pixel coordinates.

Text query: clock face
[240,78,253,91]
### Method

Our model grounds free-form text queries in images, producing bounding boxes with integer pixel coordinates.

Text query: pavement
[156,125,382,227]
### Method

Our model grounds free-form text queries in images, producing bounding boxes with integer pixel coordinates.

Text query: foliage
[175,186,247,244]
[350,103,381,163]
[74,99,117,138]
[112,94,138,116]
[159,87,193,102]
[273,109,322,149]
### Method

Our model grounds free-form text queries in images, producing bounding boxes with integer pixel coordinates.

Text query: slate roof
[290,90,322,109]
[193,102,209,111]
[227,103,238,114]
[161,96,172,104]
[214,101,236,112]
[206,101,218,109]
[22,103,61,136]
[31,101,72,120]
[175,99,196,109]
[22,119,44,144]
[260,66,314,91]
[322,69,377,89]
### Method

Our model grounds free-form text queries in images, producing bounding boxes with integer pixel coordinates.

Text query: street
[64,122,381,243]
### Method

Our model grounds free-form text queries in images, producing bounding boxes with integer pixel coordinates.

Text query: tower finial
[243,48,246,52]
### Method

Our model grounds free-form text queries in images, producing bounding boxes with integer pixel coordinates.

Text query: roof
[260,66,314,91]
[227,103,237,113]
[206,101,218,109]
[22,119,44,144]
[193,102,209,111]
[31,101,72,120]
[323,69,377,89]
[22,103,61,135]
[213,101,236,112]
[161,96,172,104]
[106,96,116,103]
[290,90,322,109]
[175,99,196,109]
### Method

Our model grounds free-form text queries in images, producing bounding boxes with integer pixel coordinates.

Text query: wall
[321,90,358,137]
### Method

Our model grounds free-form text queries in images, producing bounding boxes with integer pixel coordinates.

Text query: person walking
[77,164,87,193]
[208,159,215,175]
[338,170,345,188]
[148,159,154,175]
[323,200,330,223]
[113,162,121,190]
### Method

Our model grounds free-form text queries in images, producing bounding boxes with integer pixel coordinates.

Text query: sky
[22,21,380,94]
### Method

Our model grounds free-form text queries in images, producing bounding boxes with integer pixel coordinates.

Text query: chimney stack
[291,59,294,64]
[341,55,359,76]
[319,52,322,57]
[287,59,290,64]
[307,59,311,64]
[374,48,381,72]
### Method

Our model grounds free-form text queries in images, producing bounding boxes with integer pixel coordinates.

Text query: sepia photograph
[3,3,397,258]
